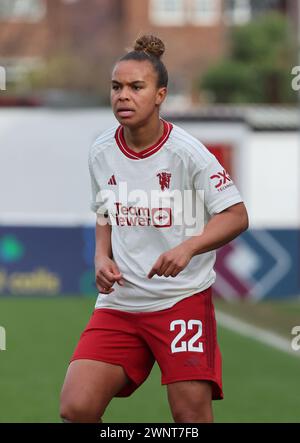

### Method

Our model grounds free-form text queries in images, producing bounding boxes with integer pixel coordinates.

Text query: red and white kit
[71,120,243,398]
[88,119,242,312]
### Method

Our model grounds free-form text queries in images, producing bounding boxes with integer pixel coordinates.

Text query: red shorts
[70,287,223,400]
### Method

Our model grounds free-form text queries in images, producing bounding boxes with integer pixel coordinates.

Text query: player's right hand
[95,257,125,294]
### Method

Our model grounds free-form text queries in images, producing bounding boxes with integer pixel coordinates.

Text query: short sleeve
[88,151,107,215]
[194,156,243,216]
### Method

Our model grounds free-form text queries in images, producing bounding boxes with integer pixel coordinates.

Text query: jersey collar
[115,119,173,160]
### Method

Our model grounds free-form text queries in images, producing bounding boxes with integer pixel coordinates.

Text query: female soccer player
[60,35,248,423]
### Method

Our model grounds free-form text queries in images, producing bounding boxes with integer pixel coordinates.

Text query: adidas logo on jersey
[108,175,117,185]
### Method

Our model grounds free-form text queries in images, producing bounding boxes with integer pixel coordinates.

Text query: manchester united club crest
[157,171,171,191]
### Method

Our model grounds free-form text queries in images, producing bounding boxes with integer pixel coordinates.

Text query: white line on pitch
[215,310,300,358]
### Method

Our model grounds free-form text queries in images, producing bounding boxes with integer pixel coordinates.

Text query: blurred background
[0,0,300,423]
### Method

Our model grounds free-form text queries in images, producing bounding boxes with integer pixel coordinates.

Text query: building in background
[0,0,297,103]
[0,0,124,102]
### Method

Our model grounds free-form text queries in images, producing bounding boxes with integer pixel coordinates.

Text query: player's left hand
[147,243,194,279]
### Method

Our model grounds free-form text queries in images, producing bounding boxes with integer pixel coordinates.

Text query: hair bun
[134,35,165,59]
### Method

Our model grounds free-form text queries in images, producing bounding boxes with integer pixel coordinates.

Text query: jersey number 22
[170,319,203,353]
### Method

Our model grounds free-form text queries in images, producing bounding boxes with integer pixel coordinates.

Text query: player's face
[111,60,167,128]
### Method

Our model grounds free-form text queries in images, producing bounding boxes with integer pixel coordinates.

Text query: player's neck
[123,116,163,153]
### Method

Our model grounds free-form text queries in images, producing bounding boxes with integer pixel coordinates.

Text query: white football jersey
[89,119,243,312]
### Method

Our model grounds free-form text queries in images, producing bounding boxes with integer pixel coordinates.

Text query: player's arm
[95,215,113,261]
[184,202,248,256]
[148,202,248,279]
[95,215,124,293]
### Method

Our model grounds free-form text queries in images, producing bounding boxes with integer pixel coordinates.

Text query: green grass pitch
[0,296,299,423]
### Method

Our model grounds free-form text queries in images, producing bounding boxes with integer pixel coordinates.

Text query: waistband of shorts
[93,286,212,318]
